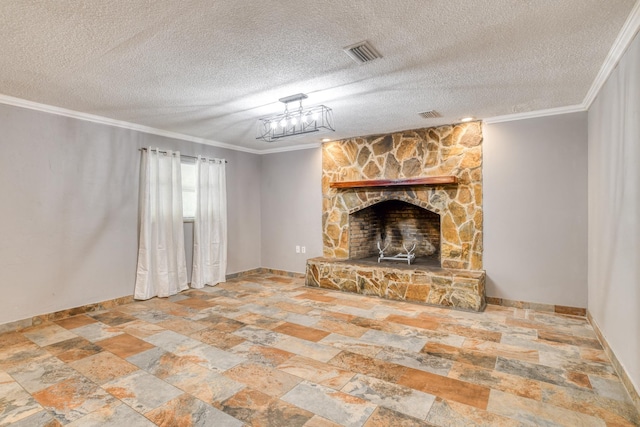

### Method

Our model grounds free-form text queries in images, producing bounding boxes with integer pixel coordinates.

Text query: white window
[181,162,196,220]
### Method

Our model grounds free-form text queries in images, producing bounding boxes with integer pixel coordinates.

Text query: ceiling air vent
[343,41,381,64]
[418,110,440,119]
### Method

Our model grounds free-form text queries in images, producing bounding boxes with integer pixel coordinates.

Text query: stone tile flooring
[1,273,638,426]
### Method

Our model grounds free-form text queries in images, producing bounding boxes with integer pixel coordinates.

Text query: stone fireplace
[306,122,486,311]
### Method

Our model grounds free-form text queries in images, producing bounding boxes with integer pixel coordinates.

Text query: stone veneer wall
[322,122,483,270]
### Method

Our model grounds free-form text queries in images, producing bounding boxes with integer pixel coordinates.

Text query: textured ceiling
[0,1,637,151]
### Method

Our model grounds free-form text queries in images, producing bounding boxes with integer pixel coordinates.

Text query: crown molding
[482,104,585,124]
[259,142,322,154]
[0,94,262,155]
[583,1,640,109]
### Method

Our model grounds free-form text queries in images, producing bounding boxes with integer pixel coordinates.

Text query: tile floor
[1,273,638,426]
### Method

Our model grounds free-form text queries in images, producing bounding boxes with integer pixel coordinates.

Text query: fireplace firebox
[349,200,440,266]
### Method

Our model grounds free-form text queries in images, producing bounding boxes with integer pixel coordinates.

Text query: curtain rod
[139,148,228,163]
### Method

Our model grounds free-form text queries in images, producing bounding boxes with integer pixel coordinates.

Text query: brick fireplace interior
[306,122,487,311]
[349,200,441,267]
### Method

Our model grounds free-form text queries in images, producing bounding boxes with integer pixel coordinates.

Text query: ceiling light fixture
[256,93,334,143]
[460,116,475,123]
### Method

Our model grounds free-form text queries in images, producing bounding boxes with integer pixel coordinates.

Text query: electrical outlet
[301,246,306,253]
[295,245,300,253]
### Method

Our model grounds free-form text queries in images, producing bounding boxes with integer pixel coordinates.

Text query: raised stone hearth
[309,122,486,311]
[306,257,486,311]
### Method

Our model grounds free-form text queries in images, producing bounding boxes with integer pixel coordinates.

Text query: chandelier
[256,93,334,143]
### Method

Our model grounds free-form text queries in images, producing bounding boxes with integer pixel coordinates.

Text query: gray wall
[260,148,323,273]
[588,31,640,395]
[0,104,261,325]
[483,112,588,307]
[0,100,592,327]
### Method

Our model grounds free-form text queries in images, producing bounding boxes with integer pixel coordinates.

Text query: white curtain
[191,156,227,288]
[134,148,188,299]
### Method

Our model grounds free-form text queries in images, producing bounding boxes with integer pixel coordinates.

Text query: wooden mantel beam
[330,176,458,189]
